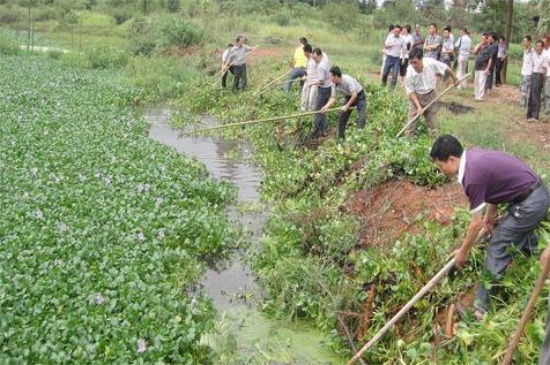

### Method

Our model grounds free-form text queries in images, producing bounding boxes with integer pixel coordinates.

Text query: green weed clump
[0,34,21,55]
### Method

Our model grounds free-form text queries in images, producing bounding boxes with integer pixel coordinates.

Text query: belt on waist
[512,180,543,204]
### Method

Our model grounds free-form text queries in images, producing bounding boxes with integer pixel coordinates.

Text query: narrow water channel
[144,105,343,365]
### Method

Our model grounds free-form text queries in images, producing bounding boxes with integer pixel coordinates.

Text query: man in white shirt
[405,47,459,136]
[400,25,414,85]
[311,47,332,139]
[520,35,535,108]
[320,66,367,139]
[382,24,406,91]
[455,28,472,89]
[221,43,234,89]
[527,40,547,122]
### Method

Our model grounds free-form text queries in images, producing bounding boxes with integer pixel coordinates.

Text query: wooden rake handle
[501,255,550,365]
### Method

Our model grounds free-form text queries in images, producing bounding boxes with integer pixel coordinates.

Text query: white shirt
[532,51,546,74]
[543,49,550,77]
[521,48,534,76]
[222,48,231,63]
[401,34,414,59]
[455,35,471,60]
[405,58,448,95]
[384,33,406,58]
[305,57,319,84]
[334,74,363,96]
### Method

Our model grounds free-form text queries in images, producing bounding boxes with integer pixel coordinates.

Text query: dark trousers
[311,86,332,139]
[495,58,505,86]
[221,66,235,88]
[474,184,550,313]
[282,67,306,92]
[527,72,544,119]
[338,90,367,139]
[232,64,247,92]
[382,55,400,91]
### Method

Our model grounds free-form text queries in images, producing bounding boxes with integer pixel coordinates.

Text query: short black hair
[394,24,402,31]
[536,40,545,47]
[430,135,464,161]
[524,35,532,42]
[482,32,490,38]
[388,24,394,32]
[299,37,308,45]
[499,36,505,42]
[303,43,312,53]
[443,26,451,32]
[405,24,411,33]
[329,66,342,78]
[429,23,438,30]
[236,35,245,42]
[409,46,423,60]
[227,43,233,47]
[313,47,322,56]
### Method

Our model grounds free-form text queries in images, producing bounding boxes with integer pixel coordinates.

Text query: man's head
[388,24,394,33]
[227,43,233,48]
[393,25,402,37]
[312,47,323,63]
[430,135,464,178]
[523,35,532,48]
[460,27,469,36]
[498,36,506,44]
[402,24,411,35]
[236,35,245,46]
[415,24,421,34]
[481,32,489,45]
[489,32,498,43]
[535,40,544,54]
[303,43,313,58]
[443,27,450,39]
[299,37,308,46]
[429,23,438,36]
[409,47,424,72]
[329,66,342,84]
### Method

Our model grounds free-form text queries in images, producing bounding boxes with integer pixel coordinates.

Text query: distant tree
[360,0,377,14]
[538,0,550,34]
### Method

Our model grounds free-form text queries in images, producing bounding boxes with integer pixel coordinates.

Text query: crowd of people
[218,26,550,363]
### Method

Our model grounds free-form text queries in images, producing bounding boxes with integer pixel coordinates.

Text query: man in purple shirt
[430,135,549,319]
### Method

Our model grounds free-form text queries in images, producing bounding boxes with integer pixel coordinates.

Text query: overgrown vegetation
[1,0,550,364]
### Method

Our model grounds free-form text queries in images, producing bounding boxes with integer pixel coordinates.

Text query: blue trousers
[381,55,400,91]
[311,86,332,138]
[282,67,306,92]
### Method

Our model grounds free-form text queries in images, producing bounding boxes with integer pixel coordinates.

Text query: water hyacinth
[94,294,105,305]
[137,339,147,353]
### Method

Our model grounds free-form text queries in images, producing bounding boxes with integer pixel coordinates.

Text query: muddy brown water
[144,105,343,364]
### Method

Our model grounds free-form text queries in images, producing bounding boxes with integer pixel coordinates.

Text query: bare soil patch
[347,179,467,248]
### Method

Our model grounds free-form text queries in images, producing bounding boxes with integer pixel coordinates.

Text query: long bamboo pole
[395,74,470,138]
[188,107,356,134]
[501,255,550,365]
[346,228,487,365]
[253,69,291,96]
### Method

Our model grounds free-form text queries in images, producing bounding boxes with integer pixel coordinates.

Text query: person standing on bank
[455,28,472,89]
[527,40,547,122]
[400,25,414,85]
[225,35,256,92]
[495,36,508,87]
[430,135,549,320]
[520,36,535,107]
[382,24,406,91]
[282,37,308,92]
[484,33,499,93]
[221,43,234,89]
[473,33,492,101]
[423,23,443,60]
[319,66,367,139]
[404,47,459,137]
[311,47,332,139]
[412,24,424,49]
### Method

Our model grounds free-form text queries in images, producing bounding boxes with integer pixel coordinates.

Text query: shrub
[127,17,156,56]
[321,2,360,33]
[0,35,21,56]
[0,6,25,23]
[86,45,129,69]
[113,7,133,25]
[166,0,181,13]
[156,15,204,48]
[271,11,291,27]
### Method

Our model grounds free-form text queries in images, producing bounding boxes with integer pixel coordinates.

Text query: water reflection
[144,105,264,310]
